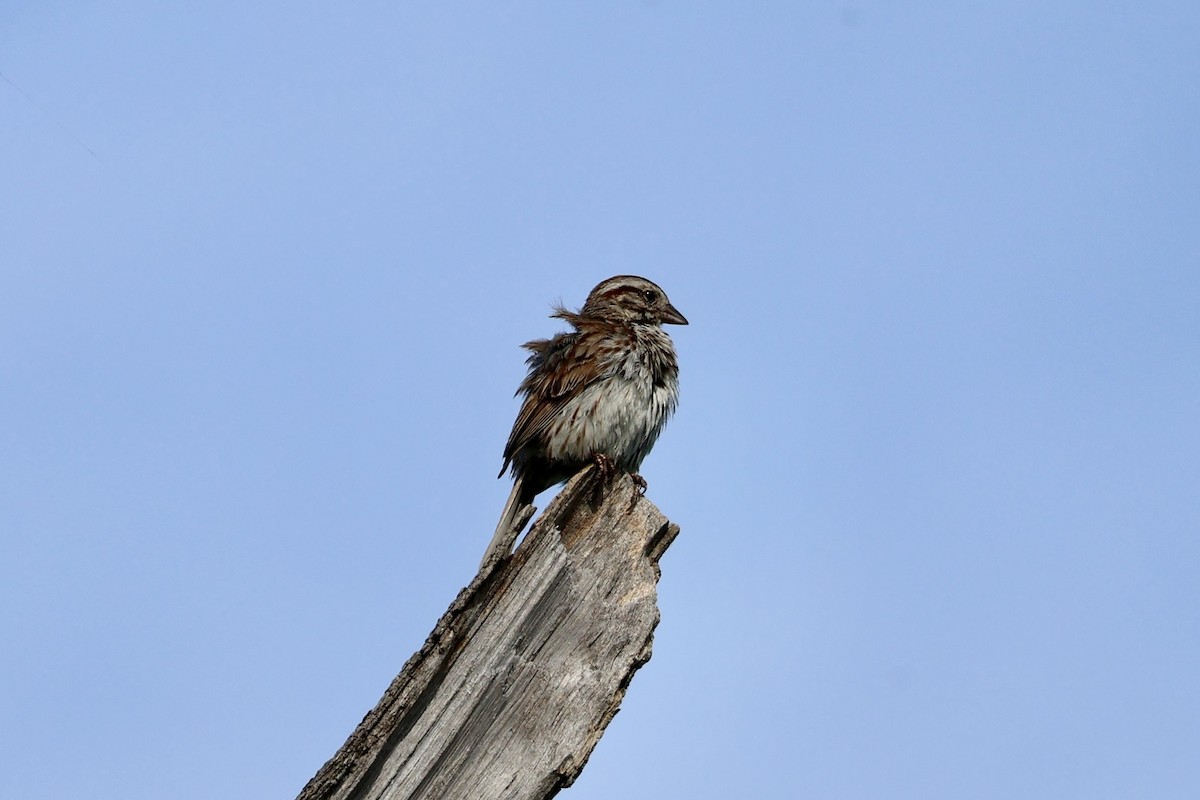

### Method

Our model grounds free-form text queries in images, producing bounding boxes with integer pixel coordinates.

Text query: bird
[480,275,687,567]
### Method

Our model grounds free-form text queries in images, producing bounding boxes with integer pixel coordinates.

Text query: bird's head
[578,275,688,326]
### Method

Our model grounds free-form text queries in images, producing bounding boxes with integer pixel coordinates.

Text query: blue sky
[3,3,1198,798]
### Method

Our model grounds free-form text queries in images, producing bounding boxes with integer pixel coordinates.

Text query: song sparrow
[480,275,687,566]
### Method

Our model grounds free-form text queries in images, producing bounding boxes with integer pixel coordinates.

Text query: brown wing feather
[498,327,609,477]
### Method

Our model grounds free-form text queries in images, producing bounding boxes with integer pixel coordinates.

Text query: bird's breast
[542,327,679,470]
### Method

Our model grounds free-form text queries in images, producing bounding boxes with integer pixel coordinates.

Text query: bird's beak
[661,303,688,325]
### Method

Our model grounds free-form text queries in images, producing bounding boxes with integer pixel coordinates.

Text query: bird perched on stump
[480,275,687,566]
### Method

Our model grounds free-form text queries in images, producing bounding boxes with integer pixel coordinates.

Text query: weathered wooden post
[296,468,679,800]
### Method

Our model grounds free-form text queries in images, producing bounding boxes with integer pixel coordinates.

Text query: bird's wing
[498,329,610,476]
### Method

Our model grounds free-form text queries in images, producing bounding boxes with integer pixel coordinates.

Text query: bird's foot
[591,451,616,482]
[624,473,649,511]
[589,452,615,504]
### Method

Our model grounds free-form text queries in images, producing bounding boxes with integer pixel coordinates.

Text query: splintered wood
[296,469,679,800]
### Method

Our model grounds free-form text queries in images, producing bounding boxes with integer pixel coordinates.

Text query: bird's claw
[589,454,648,506]
[591,451,616,482]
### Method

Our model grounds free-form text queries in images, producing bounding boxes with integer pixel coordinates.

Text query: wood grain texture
[295,468,680,800]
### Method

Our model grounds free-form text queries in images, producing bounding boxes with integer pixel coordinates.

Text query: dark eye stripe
[599,285,650,302]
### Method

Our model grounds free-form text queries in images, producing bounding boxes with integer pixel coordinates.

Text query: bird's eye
[643,289,659,303]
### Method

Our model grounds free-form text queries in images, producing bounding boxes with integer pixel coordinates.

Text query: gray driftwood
[295,468,679,800]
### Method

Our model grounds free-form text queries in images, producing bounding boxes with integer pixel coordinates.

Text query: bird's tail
[479,475,535,568]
